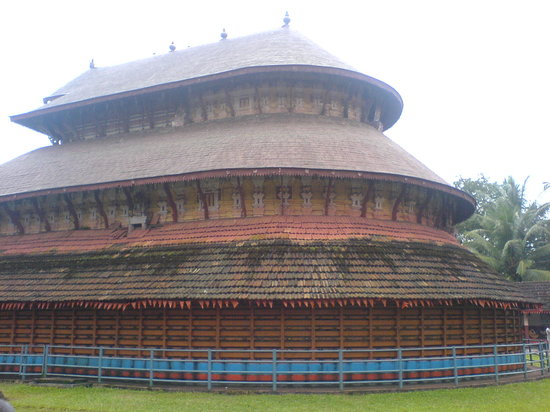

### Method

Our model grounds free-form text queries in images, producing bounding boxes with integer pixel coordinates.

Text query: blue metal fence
[1,341,548,390]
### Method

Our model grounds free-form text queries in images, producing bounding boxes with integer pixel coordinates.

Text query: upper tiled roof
[0,114,453,199]
[13,28,401,123]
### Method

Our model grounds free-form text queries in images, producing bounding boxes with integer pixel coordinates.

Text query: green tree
[454,176,550,281]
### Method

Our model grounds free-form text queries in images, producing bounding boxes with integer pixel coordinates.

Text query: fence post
[42,345,49,378]
[538,342,544,376]
[272,350,277,393]
[98,347,103,383]
[398,349,403,389]
[149,349,154,388]
[338,349,344,391]
[493,345,499,384]
[207,349,212,391]
[522,343,527,379]
[20,345,27,381]
[452,347,458,387]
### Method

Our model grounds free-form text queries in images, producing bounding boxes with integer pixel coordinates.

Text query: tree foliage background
[454,176,550,282]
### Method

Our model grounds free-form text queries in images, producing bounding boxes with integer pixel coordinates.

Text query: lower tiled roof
[0,235,531,306]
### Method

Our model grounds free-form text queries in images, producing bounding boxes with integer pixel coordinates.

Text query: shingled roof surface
[18,28,398,114]
[0,216,459,255]
[518,282,550,310]
[0,114,449,199]
[0,237,530,305]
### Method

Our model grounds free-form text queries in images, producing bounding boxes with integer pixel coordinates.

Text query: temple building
[0,19,535,359]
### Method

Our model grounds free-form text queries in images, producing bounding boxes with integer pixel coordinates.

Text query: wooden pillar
[163,184,178,222]
[479,309,484,348]
[462,306,468,355]
[324,179,333,216]
[360,182,374,218]
[187,306,193,352]
[391,185,407,221]
[504,310,509,345]
[115,311,120,349]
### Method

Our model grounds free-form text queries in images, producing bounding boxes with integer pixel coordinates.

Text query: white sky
[1,0,548,203]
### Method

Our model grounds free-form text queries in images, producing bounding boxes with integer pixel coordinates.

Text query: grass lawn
[1,379,549,412]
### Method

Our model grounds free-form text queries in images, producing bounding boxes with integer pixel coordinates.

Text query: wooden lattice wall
[0,303,521,358]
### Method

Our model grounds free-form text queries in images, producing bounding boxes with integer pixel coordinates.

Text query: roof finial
[169,42,176,52]
[89,59,95,69]
[220,28,227,40]
[282,11,290,27]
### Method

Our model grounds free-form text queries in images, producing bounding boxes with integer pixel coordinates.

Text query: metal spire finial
[220,28,228,40]
[89,59,95,69]
[169,42,176,52]
[283,11,290,27]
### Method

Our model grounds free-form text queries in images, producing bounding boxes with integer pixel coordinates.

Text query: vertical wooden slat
[493,308,497,345]
[162,307,167,350]
[50,311,55,347]
[462,306,467,355]
[368,307,373,359]
[311,306,316,359]
[420,306,425,356]
[215,307,221,355]
[442,307,447,351]
[504,310,509,345]
[187,307,193,351]
[138,308,143,349]
[92,309,97,347]
[70,309,76,355]
[280,306,285,358]
[115,311,120,349]
[30,309,36,346]
[396,306,401,348]
[338,305,344,349]
[249,305,255,359]
[10,311,16,345]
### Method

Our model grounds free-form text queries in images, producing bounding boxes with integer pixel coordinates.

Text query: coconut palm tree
[461,177,550,281]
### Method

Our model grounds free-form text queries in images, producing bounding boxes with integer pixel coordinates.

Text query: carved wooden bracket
[196,181,209,220]
[64,194,80,229]
[1,204,24,234]
[163,183,178,222]
[32,197,51,232]
[94,190,109,228]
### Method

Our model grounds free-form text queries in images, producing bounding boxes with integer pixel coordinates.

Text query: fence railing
[1,341,548,391]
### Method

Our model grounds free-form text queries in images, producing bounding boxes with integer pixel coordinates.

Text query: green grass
[1,379,549,412]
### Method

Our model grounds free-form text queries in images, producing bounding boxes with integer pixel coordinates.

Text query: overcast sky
[1,0,548,203]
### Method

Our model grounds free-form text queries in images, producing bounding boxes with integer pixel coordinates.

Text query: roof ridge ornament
[89,59,95,69]
[282,11,290,28]
[169,42,176,52]
[220,28,228,40]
